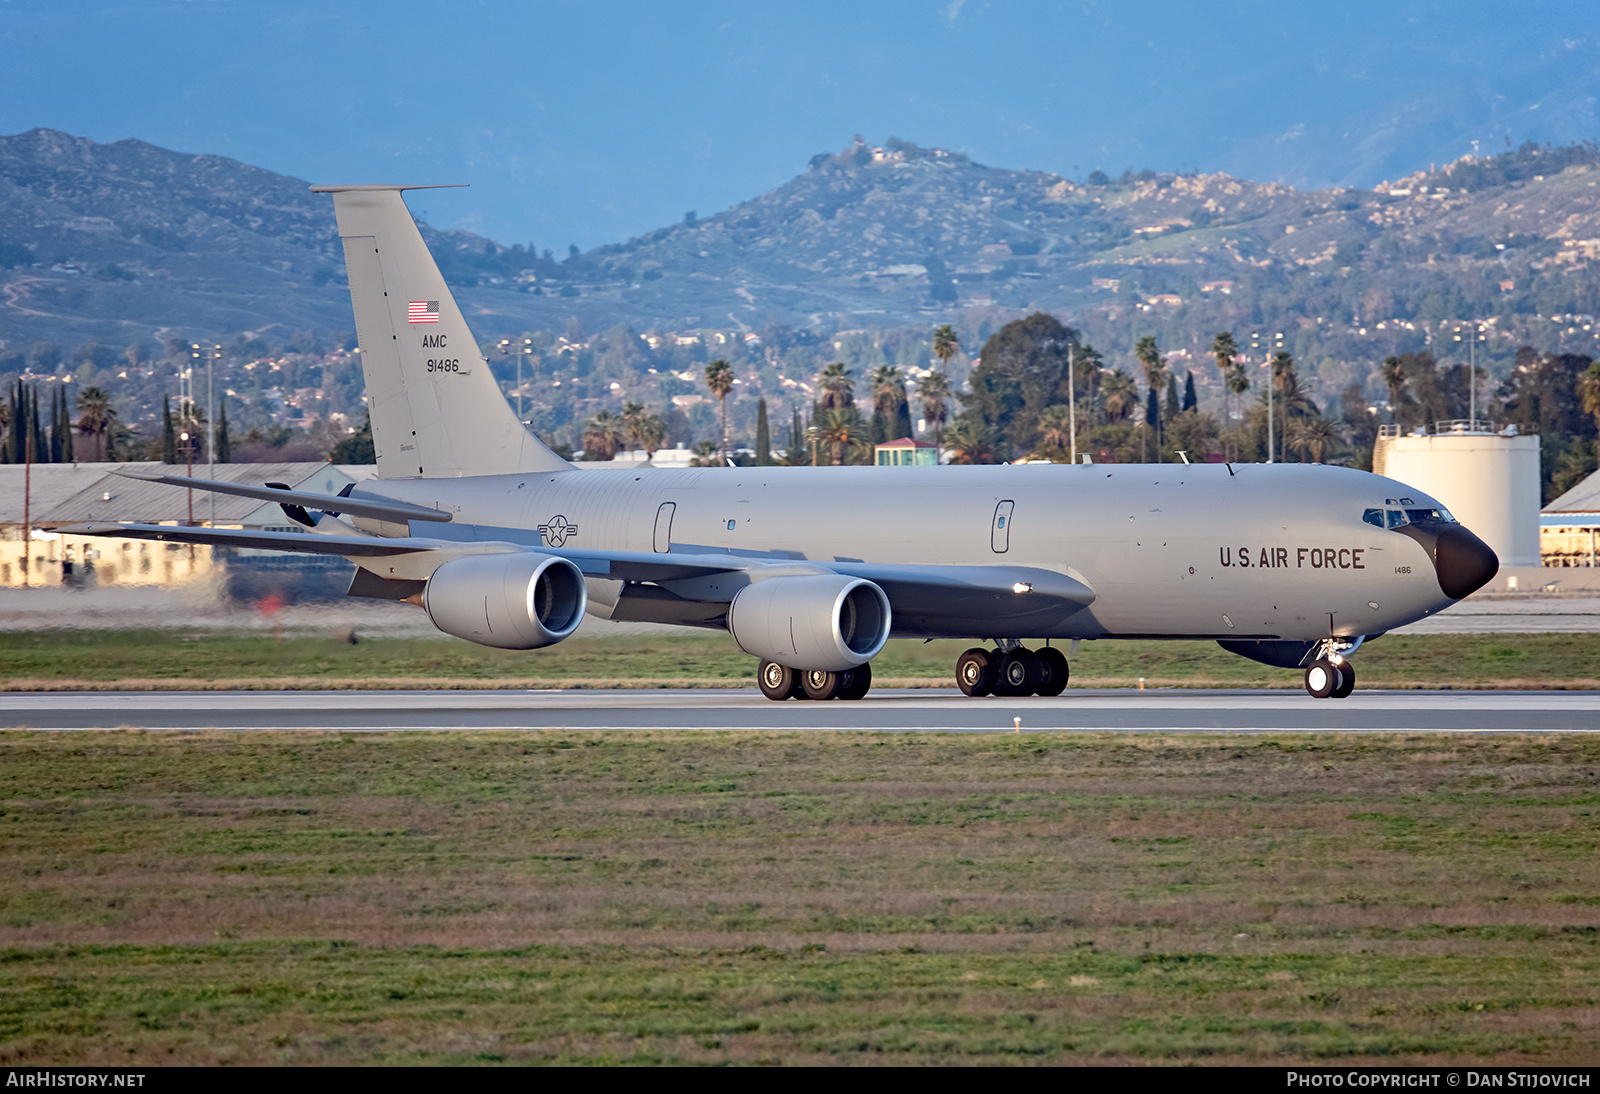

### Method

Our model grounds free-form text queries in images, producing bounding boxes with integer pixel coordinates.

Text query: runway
[3,687,1599,733]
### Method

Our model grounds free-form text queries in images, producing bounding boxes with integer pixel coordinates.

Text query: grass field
[1,730,1598,1064]
[3,629,1600,691]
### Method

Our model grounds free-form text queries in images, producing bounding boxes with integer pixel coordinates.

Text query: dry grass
[6,629,1600,692]
[1,730,1599,1064]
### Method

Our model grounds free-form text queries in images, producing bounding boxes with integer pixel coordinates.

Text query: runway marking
[15,724,1600,735]
[7,689,1600,733]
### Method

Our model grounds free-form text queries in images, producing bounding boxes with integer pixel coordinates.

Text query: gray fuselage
[368,460,1458,643]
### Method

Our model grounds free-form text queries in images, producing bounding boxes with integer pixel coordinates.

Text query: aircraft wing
[826,561,1095,637]
[58,522,442,557]
[108,469,452,524]
[57,521,755,580]
[573,549,1096,637]
[61,521,1093,635]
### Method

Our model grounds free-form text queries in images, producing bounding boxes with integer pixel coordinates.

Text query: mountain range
[3,128,1600,398]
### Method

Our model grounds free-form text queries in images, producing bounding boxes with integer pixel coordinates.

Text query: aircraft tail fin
[312,184,571,479]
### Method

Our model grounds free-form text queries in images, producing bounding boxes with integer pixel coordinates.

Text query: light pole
[191,342,221,524]
[498,337,533,422]
[1251,332,1272,462]
[1067,341,1077,465]
[498,338,510,410]
[180,430,194,525]
[1471,323,1485,427]
[1272,331,1284,461]
[519,338,533,422]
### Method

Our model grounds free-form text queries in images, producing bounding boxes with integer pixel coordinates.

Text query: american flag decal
[407,300,440,323]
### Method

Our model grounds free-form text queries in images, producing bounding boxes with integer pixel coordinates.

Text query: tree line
[563,311,1600,503]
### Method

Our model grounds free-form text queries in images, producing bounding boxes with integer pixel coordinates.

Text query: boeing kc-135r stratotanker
[64,184,1500,700]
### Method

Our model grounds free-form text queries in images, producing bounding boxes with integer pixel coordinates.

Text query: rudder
[312,184,570,478]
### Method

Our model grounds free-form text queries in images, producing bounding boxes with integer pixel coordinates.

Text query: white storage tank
[1373,422,1541,566]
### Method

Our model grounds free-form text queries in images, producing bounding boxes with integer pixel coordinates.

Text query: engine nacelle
[424,552,587,650]
[728,574,891,671]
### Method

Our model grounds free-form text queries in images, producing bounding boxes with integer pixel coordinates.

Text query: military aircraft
[64,184,1499,701]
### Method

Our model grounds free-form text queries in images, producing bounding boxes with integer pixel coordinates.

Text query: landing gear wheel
[758,660,801,701]
[1304,659,1339,699]
[994,649,1043,696]
[1330,661,1355,699]
[838,663,872,701]
[1035,647,1069,697]
[956,648,997,697]
[802,668,844,701]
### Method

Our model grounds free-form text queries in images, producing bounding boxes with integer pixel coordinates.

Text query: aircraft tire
[758,660,801,701]
[1330,661,1355,699]
[994,649,1043,696]
[1304,659,1339,699]
[802,668,845,701]
[1036,647,1069,697]
[956,648,997,697]
[839,662,872,701]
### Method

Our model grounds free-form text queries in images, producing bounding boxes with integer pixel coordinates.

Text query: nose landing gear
[1303,638,1361,699]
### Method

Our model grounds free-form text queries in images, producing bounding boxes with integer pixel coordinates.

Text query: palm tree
[1381,356,1410,428]
[688,440,720,467]
[809,407,870,465]
[916,370,951,452]
[1272,351,1318,421]
[1579,361,1600,439]
[1135,335,1166,392]
[1036,404,1074,455]
[704,359,735,459]
[868,364,904,439]
[1210,331,1237,449]
[817,362,855,409]
[932,324,959,374]
[635,411,667,458]
[1288,416,1340,464]
[582,409,624,460]
[1101,369,1139,422]
[944,419,1001,465]
[620,402,647,452]
[1135,335,1166,459]
[75,386,116,462]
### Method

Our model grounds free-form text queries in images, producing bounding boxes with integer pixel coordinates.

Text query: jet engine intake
[424,552,587,650]
[729,574,891,671]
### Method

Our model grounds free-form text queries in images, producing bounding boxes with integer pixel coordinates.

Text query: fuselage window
[1385,509,1409,529]
[1362,508,1385,528]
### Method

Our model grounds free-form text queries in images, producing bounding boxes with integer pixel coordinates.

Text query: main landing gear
[759,660,872,701]
[955,644,1069,698]
[1303,639,1359,700]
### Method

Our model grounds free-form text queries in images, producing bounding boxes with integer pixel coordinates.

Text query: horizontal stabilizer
[109,469,451,524]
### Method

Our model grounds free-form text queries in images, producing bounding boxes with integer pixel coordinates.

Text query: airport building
[1372,420,1541,567]
[874,437,939,466]
[1541,468,1600,567]
[0,462,375,591]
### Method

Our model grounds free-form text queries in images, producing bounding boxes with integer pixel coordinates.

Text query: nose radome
[1434,525,1499,600]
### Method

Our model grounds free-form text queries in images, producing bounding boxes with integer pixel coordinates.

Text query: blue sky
[3,1,1596,249]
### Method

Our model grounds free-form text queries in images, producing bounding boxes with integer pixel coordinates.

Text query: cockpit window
[1405,507,1456,524]
[1380,507,1456,529]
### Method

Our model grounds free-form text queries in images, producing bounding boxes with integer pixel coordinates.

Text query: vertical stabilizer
[311,184,571,478]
